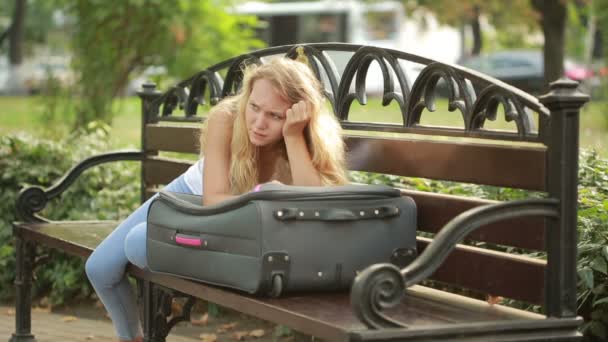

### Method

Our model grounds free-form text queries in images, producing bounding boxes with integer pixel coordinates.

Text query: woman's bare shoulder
[208,108,235,127]
[208,99,237,125]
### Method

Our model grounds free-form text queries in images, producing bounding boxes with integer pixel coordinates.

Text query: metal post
[539,78,589,317]
[137,83,161,204]
[10,233,36,342]
[142,280,156,342]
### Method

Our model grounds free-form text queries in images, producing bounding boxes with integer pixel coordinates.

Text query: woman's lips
[252,131,266,138]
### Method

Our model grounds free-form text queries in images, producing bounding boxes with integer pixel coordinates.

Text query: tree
[61,0,262,127]
[531,0,567,90]
[8,0,26,65]
[406,0,538,57]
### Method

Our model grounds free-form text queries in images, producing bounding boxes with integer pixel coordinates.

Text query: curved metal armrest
[15,151,144,222]
[351,198,560,329]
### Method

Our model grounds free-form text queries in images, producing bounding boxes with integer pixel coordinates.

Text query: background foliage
[28,0,262,128]
[0,124,140,305]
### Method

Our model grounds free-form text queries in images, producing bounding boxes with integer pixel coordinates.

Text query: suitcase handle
[175,234,203,247]
[274,206,400,221]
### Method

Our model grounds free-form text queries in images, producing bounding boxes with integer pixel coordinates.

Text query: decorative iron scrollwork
[16,186,48,222]
[153,43,550,142]
[407,62,476,128]
[222,54,262,97]
[185,70,223,116]
[336,46,410,121]
[285,45,341,112]
[469,85,535,137]
[152,288,195,340]
[350,263,406,329]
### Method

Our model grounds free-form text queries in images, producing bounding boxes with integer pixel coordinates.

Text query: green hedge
[0,125,140,305]
[1,129,607,339]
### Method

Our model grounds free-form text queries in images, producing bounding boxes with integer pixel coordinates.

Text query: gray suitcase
[146,184,417,297]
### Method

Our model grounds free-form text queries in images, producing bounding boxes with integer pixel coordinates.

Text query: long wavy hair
[200,57,348,194]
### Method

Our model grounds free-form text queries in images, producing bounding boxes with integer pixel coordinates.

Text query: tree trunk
[9,0,27,65]
[470,5,482,56]
[532,0,567,91]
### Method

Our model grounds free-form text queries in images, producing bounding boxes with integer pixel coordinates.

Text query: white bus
[233,0,405,49]
[233,1,409,94]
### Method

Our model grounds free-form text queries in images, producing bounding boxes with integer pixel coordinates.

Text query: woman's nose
[253,113,266,129]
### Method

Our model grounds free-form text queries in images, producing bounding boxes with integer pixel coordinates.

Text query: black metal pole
[539,78,589,317]
[137,83,161,204]
[10,232,36,342]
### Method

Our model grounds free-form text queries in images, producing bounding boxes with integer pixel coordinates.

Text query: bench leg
[143,280,163,342]
[142,280,194,342]
[10,236,36,342]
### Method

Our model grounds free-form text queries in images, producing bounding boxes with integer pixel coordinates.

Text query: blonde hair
[200,57,348,194]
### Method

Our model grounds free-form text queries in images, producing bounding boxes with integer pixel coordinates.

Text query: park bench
[12,43,589,341]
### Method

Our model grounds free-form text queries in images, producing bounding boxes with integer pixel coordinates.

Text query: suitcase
[146,184,417,297]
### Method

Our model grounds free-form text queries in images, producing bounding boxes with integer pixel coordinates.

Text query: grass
[0,95,606,156]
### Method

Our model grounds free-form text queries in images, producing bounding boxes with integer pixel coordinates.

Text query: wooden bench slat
[418,237,545,305]
[145,124,200,154]
[346,135,546,191]
[405,189,544,251]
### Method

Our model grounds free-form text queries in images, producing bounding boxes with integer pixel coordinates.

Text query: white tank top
[183,158,204,195]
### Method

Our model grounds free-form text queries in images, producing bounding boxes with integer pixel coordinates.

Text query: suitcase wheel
[268,274,283,298]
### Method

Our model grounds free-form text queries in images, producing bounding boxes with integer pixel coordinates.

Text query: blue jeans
[85,175,193,340]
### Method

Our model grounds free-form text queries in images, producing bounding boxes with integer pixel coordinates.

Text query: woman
[85,57,349,342]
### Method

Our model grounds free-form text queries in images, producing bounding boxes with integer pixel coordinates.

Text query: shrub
[0,125,139,306]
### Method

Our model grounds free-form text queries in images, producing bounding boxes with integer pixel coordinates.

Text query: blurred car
[457,50,598,94]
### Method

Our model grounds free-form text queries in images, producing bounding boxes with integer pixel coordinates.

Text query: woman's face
[245,79,292,148]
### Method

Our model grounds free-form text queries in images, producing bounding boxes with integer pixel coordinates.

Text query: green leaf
[591,256,608,275]
[207,302,220,317]
[579,267,595,289]
[594,297,608,307]
[273,325,292,337]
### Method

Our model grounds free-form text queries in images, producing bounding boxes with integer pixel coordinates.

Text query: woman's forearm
[284,134,322,186]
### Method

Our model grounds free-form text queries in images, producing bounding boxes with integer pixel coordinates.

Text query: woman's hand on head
[283,100,311,138]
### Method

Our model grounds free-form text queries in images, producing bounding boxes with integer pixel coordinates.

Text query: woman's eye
[271,114,283,120]
[250,104,259,111]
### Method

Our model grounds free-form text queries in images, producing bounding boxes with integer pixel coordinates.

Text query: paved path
[1,303,285,342]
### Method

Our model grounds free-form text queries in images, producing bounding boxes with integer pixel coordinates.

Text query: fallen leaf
[249,329,265,338]
[6,309,15,316]
[217,322,238,333]
[191,313,209,326]
[62,316,78,322]
[171,300,183,316]
[84,335,95,340]
[232,331,248,340]
[199,333,217,342]
[486,295,503,305]
[221,322,238,330]
[33,306,50,313]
